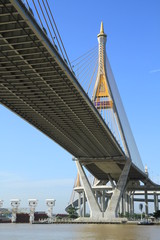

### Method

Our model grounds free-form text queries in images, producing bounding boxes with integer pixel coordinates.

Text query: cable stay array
[21,0,72,70]
[21,0,125,153]
[71,48,126,153]
[71,46,98,97]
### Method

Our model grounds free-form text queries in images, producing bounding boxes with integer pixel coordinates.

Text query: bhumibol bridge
[0,0,159,221]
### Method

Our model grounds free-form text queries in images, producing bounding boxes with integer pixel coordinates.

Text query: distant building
[0,215,11,223]
[16,213,29,223]
[0,208,11,223]
[34,211,48,221]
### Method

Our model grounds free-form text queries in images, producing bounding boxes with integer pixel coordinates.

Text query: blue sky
[0,0,160,213]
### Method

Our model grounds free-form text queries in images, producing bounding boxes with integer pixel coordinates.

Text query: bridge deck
[0,0,158,185]
[0,0,123,161]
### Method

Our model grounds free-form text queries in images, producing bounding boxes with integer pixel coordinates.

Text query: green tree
[153,210,160,219]
[66,206,78,219]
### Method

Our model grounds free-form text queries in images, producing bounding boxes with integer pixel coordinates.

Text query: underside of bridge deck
[0,0,124,162]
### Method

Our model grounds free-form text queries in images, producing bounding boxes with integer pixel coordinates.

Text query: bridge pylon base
[104,159,131,218]
[75,159,131,221]
[75,160,102,219]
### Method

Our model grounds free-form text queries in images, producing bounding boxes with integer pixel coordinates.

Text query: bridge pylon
[70,22,133,222]
[69,22,159,222]
[92,22,113,110]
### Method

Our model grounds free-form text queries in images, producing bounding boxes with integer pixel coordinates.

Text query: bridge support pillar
[101,190,105,213]
[130,192,134,216]
[144,190,148,216]
[75,160,102,219]
[104,159,131,219]
[82,191,86,217]
[157,195,159,210]
[127,192,130,214]
[78,192,82,217]
[125,193,128,214]
[154,192,159,212]
[128,192,131,215]
[122,194,126,216]
[119,196,125,216]
[75,159,131,221]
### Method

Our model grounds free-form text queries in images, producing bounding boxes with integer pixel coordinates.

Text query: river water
[0,223,159,240]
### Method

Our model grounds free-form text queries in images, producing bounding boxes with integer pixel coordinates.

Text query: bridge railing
[21,0,72,70]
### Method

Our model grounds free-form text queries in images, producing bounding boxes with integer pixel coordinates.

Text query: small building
[16,213,29,223]
[34,211,48,221]
[0,215,11,223]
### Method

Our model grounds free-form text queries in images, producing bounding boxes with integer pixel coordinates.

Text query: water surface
[0,223,159,240]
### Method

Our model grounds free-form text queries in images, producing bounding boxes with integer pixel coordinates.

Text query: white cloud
[149,69,160,73]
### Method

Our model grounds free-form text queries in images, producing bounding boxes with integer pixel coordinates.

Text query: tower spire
[100,21,104,34]
[92,22,112,109]
[97,21,107,38]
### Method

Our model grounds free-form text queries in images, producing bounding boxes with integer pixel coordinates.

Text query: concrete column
[106,196,110,209]
[105,196,109,210]
[157,195,159,210]
[154,192,159,212]
[128,192,131,214]
[128,193,131,214]
[119,197,123,216]
[101,190,105,216]
[75,160,102,219]
[125,192,131,215]
[78,192,81,217]
[82,191,86,217]
[117,195,123,216]
[130,192,134,216]
[121,194,125,216]
[105,159,131,219]
[117,199,120,215]
[144,190,148,216]
[125,193,129,214]
[122,193,126,216]
[154,192,156,212]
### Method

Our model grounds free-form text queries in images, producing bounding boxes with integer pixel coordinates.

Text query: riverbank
[32,219,160,225]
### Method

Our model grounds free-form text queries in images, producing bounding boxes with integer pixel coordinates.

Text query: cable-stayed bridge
[0,0,159,221]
